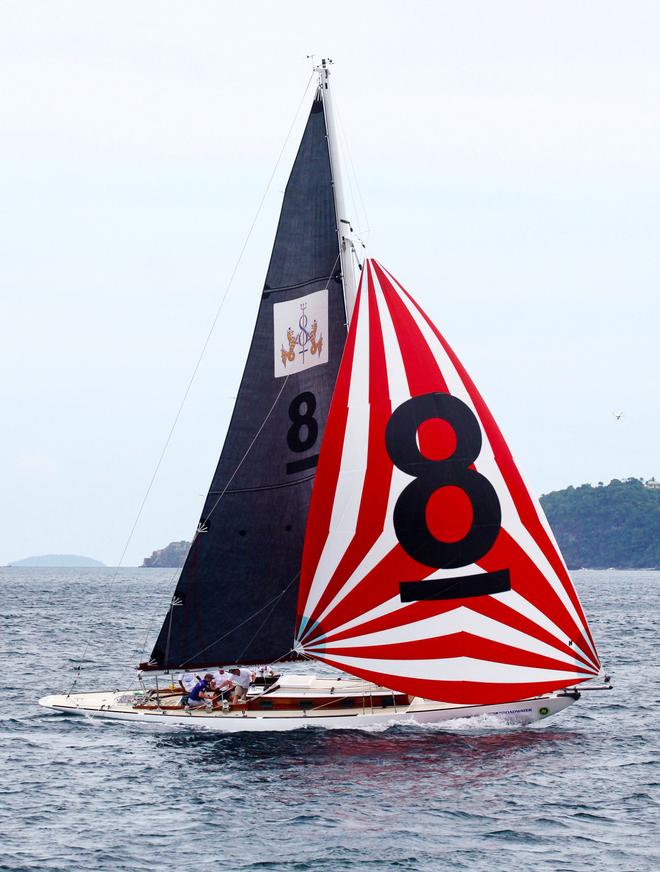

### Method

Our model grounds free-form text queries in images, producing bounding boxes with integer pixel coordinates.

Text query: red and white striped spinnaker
[295,259,600,705]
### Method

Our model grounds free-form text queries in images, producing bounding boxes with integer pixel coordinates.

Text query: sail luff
[294,269,364,633]
[296,265,372,632]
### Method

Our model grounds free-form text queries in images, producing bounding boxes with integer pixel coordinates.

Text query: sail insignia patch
[274,289,328,377]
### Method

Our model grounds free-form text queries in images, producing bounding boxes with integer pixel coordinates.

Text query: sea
[0,568,658,872]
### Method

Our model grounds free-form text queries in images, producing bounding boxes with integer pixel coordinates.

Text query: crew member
[178,671,200,704]
[211,668,233,701]
[187,673,214,708]
[228,667,253,703]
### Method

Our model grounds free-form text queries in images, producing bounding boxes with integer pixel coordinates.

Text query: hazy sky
[1,1,658,565]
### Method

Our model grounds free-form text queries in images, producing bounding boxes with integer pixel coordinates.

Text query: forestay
[145,91,347,671]
[296,260,601,704]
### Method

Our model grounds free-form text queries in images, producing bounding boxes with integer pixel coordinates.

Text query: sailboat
[40,61,610,730]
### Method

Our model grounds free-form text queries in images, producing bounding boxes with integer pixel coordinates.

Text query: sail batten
[296,259,600,703]
[146,89,348,671]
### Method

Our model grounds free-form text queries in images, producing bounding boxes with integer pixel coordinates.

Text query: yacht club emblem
[281,303,323,368]
[273,288,328,377]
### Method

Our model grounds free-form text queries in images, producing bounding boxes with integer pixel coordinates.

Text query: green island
[142,478,660,571]
[540,478,659,569]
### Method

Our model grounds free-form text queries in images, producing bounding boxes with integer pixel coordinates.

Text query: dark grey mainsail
[144,91,347,670]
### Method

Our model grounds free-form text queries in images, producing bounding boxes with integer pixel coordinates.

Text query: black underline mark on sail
[399,569,511,602]
[286,455,319,475]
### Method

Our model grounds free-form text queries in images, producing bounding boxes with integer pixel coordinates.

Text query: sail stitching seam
[209,472,316,495]
[264,274,340,294]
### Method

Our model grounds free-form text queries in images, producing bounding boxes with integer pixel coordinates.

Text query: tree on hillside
[540,478,660,569]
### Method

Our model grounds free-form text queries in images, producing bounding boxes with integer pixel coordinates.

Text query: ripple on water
[1,568,659,871]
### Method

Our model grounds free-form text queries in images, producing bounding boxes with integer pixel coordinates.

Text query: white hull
[39,676,579,731]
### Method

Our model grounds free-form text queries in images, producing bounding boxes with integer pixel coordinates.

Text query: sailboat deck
[41,677,470,720]
[39,681,579,728]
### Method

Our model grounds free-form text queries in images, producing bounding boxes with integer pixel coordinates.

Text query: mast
[316,59,358,325]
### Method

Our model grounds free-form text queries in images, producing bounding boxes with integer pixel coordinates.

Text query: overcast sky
[1,1,658,566]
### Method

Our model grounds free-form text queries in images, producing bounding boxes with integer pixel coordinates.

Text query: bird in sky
[612,412,624,421]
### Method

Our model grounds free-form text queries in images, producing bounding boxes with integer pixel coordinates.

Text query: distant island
[142,541,190,568]
[7,554,105,567]
[540,478,659,569]
[143,477,660,571]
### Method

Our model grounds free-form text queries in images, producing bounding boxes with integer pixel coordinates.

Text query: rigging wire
[334,98,371,245]
[119,374,290,685]
[134,565,181,666]
[236,576,298,664]
[89,80,356,693]
[131,379,290,672]
[127,243,342,684]
[198,375,289,530]
[179,573,300,668]
[137,245,343,676]
[66,72,317,696]
[129,246,343,680]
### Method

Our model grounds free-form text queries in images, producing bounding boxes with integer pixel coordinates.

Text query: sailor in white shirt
[228,667,253,703]
[211,668,233,700]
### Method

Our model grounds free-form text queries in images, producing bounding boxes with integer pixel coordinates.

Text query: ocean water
[0,568,658,872]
